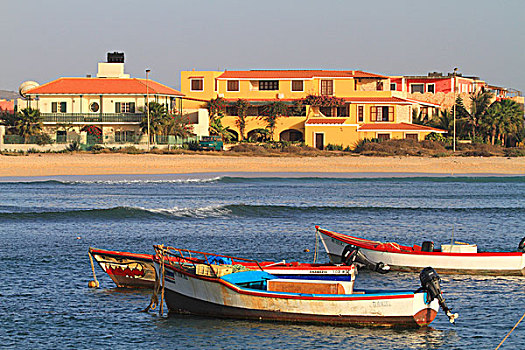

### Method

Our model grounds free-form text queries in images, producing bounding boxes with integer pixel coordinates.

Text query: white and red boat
[316,226,525,276]
[89,247,157,288]
[152,245,457,328]
[89,247,356,289]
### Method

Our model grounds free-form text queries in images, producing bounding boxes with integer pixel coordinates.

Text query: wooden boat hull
[317,227,525,276]
[89,248,156,288]
[89,247,356,288]
[156,262,439,328]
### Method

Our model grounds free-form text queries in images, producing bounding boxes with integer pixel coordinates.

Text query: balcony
[40,113,144,123]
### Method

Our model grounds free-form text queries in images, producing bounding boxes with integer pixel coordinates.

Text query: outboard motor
[419,267,459,324]
[518,237,525,253]
[341,244,390,274]
[421,241,434,252]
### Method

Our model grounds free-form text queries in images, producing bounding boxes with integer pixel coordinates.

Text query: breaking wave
[1,175,524,186]
[0,204,524,221]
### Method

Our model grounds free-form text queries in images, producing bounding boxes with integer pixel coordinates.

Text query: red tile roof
[306,118,347,125]
[25,77,184,96]
[217,70,386,80]
[358,123,446,133]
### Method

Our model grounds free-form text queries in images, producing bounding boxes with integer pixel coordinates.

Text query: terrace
[40,113,144,123]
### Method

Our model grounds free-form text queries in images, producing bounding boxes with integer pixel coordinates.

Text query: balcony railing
[40,113,144,123]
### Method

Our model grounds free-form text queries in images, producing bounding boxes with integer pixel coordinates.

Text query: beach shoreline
[1,153,525,178]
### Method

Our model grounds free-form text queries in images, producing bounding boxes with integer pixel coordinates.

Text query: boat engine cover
[519,237,525,252]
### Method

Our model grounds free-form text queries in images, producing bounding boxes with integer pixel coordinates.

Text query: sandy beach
[1,153,524,178]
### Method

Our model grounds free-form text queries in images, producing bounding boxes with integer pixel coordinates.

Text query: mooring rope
[88,251,99,288]
[159,249,166,317]
[494,311,525,349]
[313,228,319,263]
[143,246,166,315]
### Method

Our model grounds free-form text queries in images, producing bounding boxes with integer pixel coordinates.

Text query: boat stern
[412,292,439,327]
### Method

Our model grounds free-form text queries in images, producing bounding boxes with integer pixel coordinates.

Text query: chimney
[107,52,125,63]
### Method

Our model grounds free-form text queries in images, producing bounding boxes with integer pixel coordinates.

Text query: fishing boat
[316,226,525,276]
[151,245,458,328]
[88,247,357,289]
[89,247,157,288]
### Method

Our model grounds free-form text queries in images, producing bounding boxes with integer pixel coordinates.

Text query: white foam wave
[140,205,232,218]
[62,176,223,185]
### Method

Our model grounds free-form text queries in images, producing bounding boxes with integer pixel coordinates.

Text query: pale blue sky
[1,0,524,93]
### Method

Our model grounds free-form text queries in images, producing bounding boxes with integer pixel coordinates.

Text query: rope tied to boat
[313,228,319,263]
[88,250,99,288]
[143,245,166,316]
[494,310,525,350]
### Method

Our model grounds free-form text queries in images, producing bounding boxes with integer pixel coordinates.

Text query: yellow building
[180,70,444,149]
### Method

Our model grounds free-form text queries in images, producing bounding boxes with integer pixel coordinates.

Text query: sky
[1,0,524,93]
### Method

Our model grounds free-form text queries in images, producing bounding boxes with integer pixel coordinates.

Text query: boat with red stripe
[152,245,458,328]
[88,246,356,288]
[316,226,525,276]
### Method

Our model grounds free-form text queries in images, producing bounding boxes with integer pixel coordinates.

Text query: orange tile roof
[358,123,446,133]
[306,118,347,125]
[25,77,184,96]
[217,70,386,80]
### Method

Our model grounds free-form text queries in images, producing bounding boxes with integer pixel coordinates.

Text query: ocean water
[1,174,524,349]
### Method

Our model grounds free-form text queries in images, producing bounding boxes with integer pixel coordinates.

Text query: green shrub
[90,144,105,153]
[35,134,53,146]
[66,141,80,152]
[504,148,525,157]
[326,144,343,151]
[118,146,143,154]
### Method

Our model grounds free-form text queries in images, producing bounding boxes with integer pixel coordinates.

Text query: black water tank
[107,52,124,63]
[422,241,434,252]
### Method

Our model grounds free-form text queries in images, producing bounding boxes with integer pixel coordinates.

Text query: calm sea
[1,174,524,349]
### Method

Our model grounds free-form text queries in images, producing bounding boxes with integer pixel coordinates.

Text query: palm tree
[234,99,250,141]
[455,90,493,140]
[482,102,503,145]
[412,108,431,126]
[140,102,167,143]
[204,97,234,140]
[490,99,523,146]
[262,101,288,141]
[163,114,195,139]
[16,108,43,143]
[431,109,454,134]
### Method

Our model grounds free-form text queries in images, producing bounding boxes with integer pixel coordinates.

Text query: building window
[227,80,239,91]
[427,84,435,94]
[376,81,384,91]
[377,133,390,142]
[337,105,348,117]
[89,102,99,113]
[390,83,397,91]
[191,79,203,91]
[115,102,136,113]
[51,102,67,113]
[291,80,304,92]
[115,131,135,143]
[358,106,364,122]
[56,130,67,143]
[259,80,279,90]
[405,133,418,140]
[319,107,332,117]
[214,79,218,92]
[370,106,394,122]
[410,84,425,93]
[321,80,333,95]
